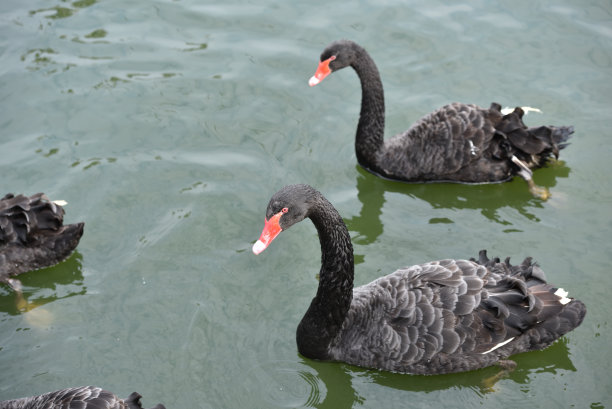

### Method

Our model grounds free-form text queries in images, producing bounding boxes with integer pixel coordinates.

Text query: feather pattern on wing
[326,250,585,374]
[0,386,165,409]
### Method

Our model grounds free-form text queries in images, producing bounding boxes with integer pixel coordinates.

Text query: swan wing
[381,103,498,180]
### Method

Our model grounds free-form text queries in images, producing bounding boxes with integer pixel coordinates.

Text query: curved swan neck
[351,46,386,170]
[297,195,354,359]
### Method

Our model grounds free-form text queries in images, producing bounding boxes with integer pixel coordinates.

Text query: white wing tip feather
[554,288,572,305]
[481,337,515,354]
[501,106,542,115]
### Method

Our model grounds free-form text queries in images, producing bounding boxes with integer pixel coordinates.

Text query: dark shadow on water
[0,252,86,315]
[302,338,576,408]
[344,162,571,245]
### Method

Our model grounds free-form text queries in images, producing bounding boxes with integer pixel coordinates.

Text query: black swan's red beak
[309,56,335,86]
[252,210,285,255]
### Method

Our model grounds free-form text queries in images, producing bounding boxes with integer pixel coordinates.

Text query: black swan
[0,193,84,292]
[252,184,586,374]
[0,386,165,409]
[309,40,574,199]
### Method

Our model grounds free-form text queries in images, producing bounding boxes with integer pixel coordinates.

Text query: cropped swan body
[0,386,165,409]
[0,193,84,291]
[253,184,586,374]
[309,40,574,198]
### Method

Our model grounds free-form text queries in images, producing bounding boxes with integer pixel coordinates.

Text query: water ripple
[243,360,325,408]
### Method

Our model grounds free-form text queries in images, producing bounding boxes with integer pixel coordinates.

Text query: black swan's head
[252,184,319,255]
[309,40,360,86]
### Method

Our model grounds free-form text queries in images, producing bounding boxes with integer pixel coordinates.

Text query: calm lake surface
[1,0,611,408]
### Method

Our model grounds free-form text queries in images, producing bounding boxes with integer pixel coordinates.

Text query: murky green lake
[1,0,611,408]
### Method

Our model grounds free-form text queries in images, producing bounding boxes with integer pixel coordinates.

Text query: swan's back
[377,102,572,184]
[329,250,586,374]
[0,193,84,280]
[381,103,498,179]
[0,386,165,409]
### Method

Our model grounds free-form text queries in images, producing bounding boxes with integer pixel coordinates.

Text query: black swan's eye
[281,207,288,213]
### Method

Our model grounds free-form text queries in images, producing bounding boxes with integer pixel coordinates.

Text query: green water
[1,0,611,408]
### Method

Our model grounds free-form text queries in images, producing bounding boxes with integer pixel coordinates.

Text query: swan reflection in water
[0,252,85,327]
[345,160,571,247]
[300,337,576,409]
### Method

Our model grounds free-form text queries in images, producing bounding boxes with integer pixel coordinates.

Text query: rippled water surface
[1,0,611,408]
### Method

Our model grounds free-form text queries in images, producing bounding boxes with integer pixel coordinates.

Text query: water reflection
[345,162,570,245]
[366,338,576,394]
[29,0,98,19]
[0,252,85,316]
[84,29,107,39]
[302,338,576,408]
[183,42,209,52]
[20,48,59,72]
[30,6,75,19]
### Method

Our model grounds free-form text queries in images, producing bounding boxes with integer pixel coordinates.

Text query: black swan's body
[0,193,84,291]
[0,386,165,409]
[309,40,574,197]
[253,184,586,374]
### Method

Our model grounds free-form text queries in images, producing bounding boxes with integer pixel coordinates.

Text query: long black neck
[351,45,386,172]
[296,195,354,360]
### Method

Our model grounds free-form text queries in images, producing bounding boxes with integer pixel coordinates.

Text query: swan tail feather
[489,104,574,168]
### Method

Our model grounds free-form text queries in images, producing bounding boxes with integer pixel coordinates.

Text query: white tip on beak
[308,75,321,87]
[252,240,267,255]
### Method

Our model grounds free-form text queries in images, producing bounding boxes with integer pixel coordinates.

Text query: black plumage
[0,193,84,291]
[253,184,586,374]
[0,386,165,409]
[309,40,574,197]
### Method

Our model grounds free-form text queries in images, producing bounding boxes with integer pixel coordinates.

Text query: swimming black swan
[252,184,586,374]
[309,40,574,199]
[0,193,84,292]
[0,386,165,409]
